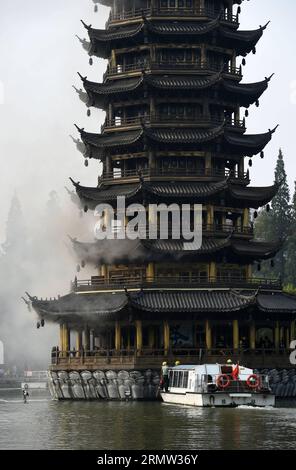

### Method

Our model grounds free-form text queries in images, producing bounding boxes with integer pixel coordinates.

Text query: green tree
[254,149,292,281]
[285,181,296,285]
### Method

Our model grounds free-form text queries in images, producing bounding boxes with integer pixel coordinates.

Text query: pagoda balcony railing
[102,115,245,131]
[51,348,292,369]
[104,223,253,239]
[104,60,242,80]
[203,224,254,236]
[73,276,281,292]
[101,168,249,182]
[106,7,239,26]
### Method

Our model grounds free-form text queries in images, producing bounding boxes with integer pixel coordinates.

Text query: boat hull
[160,391,275,408]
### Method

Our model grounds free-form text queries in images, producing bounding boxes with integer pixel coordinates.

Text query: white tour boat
[160,364,275,407]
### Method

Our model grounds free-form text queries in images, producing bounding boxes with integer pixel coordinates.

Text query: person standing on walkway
[161,362,169,392]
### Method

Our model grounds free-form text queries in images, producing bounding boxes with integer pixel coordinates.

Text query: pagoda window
[156,265,208,281]
[207,51,225,71]
[158,103,202,121]
[158,156,204,175]
[217,266,246,282]
[205,0,220,16]
[159,48,200,64]
[108,267,146,281]
[159,0,193,10]
[117,52,149,73]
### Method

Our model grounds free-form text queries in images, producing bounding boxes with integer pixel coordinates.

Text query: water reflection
[0,390,296,450]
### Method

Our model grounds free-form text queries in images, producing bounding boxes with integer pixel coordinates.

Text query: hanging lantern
[89,57,93,66]
[254,211,258,219]
[94,5,98,12]
[87,109,91,117]
[255,100,259,107]
[260,151,264,159]
[237,6,241,14]
[37,322,41,329]
[242,58,246,66]
[84,159,89,167]
[84,205,89,213]
[266,204,271,212]
[81,260,86,268]
[77,264,81,273]
[245,109,249,117]
[41,319,45,327]
[248,159,253,167]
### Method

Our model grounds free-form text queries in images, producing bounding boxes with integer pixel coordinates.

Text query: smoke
[0,191,96,371]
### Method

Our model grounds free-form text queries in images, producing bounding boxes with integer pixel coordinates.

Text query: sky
[0,0,296,257]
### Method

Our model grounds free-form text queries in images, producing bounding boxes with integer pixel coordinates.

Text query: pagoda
[27,0,296,400]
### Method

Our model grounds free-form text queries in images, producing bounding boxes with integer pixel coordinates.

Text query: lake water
[0,389,296,450]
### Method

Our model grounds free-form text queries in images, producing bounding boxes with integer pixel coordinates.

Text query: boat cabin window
[170,370,189,388]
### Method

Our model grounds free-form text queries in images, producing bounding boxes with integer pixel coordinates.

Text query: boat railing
[200,373,271,394]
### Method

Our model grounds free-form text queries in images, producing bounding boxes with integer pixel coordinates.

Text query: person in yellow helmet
[227,359,233,365]
[175,360,181,366]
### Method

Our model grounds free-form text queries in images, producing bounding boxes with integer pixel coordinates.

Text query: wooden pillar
[201,44,207,66]
[150,95,155,119]
[111,49,116,68]
[239,158,245,177]
[233,320,239,350]
[205,320,212,350]
[250,322,256,350]
[136,320,143,355]
[148,150,155,170]
[101,264,107,278]
[209,262,217,282]
[63,324,70,354]
[231,53,236,70]
[115,321,121,351]
[76,330,83,356]
[163,320,170,355]
[286,327,290,349]
[146,262,155,281]
[83,326,90,353]
[205,153,212,176]
[274,321,280,350]
[246,264,252,280]
[105,155,112,175]
[243,208,249,228]
[59,324,64,353]
[207,205,214,228]
[90,329,94,352]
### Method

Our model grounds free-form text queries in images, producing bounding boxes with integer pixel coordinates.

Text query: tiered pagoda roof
[28,289,296,326]
[79,73,273,110]
[70,178,280,209]
[75,125,278,159]
[81,18,269,59]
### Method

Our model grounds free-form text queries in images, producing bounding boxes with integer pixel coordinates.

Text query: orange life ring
[247,374,260,389]
[216,374,231,389]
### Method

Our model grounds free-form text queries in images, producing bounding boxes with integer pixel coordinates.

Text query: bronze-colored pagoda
[28,0,296,400]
